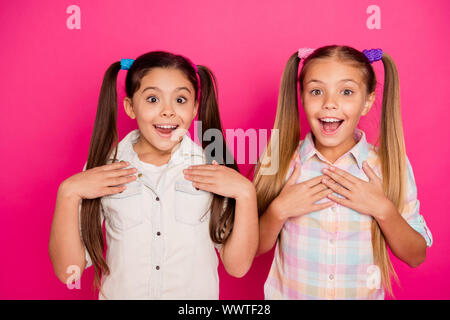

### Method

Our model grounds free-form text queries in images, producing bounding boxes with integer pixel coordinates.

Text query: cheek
[176,105,196,123]
[341,99,366,120]
[302,93,323,107]
[303,100,322,119]
[303,108,315,121]
[135,105,160,122]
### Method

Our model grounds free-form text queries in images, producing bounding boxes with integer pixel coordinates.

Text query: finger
[106,167,138,178]
[286,160,301,186]
[322,168,354,190]
[327,193,352,208]
[321,177,352,198]
[303,175,325,188]
[183,168,216,177]
[184,174,215,184]
[309,182,329,194]
[103,185,127,196]
[325,166,360,184]
[362,161,379,182]
[107,175,137,186]
[312,188,334,202]
[311,200,334,212]
[100,161,130,171]
[186,164,219,171]
[191,181,215,193]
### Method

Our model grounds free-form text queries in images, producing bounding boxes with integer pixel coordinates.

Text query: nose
[160,103,175,118]
[323,94,338,110]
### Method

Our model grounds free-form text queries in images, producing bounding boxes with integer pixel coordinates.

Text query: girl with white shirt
[49,51,259,299]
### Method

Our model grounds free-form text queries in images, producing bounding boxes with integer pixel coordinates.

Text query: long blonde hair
[254,45,405,296]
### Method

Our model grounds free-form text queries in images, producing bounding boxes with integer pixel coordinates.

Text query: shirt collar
[349,130,370,169]
[116,129,205,166]
[299,129,370,169]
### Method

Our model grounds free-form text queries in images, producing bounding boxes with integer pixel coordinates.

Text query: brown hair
[80,51,238,294]
[254,45,405,296]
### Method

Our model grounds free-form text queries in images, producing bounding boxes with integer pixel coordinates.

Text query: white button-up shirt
[79,129,221,299]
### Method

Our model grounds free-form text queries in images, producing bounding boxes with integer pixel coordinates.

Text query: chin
[310,127,344,148]
[154,140,179,153]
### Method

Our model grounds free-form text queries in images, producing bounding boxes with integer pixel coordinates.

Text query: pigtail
[372,52,405,296]
[254,52,301,215]
[379,52,406,211]
[196,65,239,245]
[80,61,121,295]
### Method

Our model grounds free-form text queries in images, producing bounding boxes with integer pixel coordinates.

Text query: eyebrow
[306,79,360,85]
[141,86,192,94]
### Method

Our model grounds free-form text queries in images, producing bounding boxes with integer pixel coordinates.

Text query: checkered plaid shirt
[264,129,433,300]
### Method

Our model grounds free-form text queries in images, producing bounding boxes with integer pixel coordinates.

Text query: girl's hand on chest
[321,161,395,219]
[182,160,255,200]
[273,155,335,220]
[60,161,138,201]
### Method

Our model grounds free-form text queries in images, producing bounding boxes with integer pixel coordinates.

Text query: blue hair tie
[363,48,383,64]
[120,58,135,70]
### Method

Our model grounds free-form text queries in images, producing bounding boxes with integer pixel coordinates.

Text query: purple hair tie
[298,48,315,59]
[363,48,383,63]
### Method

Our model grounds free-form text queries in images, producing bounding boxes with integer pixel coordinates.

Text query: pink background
[1,0,449,299]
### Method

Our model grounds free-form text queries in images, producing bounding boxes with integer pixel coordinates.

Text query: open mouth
[319,118,344,135]
[153,124,179,137]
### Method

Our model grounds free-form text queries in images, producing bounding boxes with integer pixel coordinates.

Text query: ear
[299,91,305,108]
[192,100,199,118]
[361,91,376,116]
[123,97,136,119]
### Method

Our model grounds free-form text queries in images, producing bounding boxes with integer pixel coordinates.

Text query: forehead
[303,58,366,84]
[138,67,194,91]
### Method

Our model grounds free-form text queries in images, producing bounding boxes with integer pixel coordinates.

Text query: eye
[310,89,322,96]
[176,96,187,104]
[342,89,353,96]
[146,96,159,103]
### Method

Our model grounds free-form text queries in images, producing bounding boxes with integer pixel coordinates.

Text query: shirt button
[156,196,160,201]
[331,206,338,213]
[156,232,161,236]
[329,274,334,280]
[156,266,160,270]
[329,238,334,245]
[138,173,143,178]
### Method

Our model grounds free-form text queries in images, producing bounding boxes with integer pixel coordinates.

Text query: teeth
[155,125,177,129]
[320,118,342,123]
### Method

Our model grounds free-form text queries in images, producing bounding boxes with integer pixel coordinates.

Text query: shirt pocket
[101,181,144,231]
[174,180,211,225]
